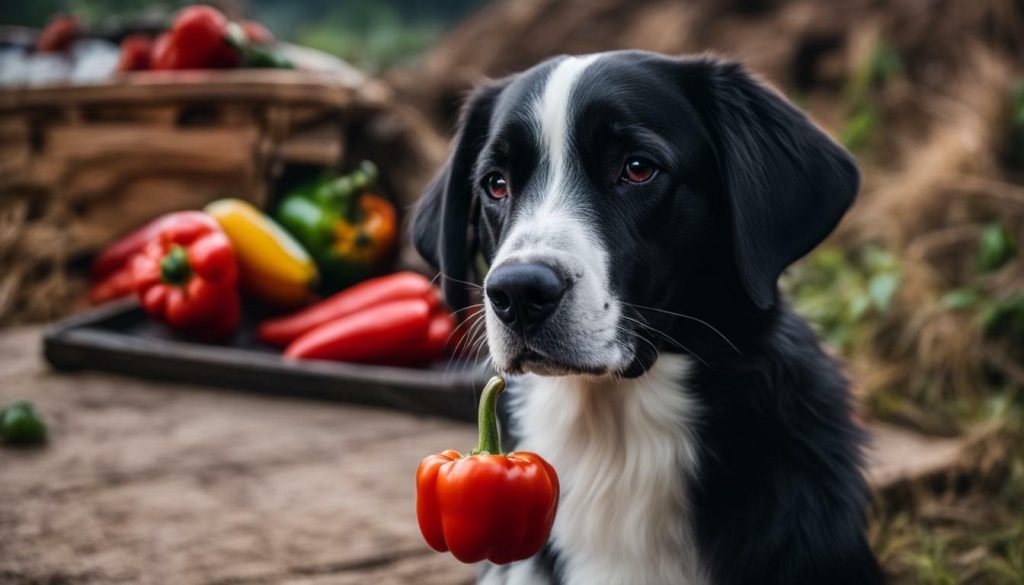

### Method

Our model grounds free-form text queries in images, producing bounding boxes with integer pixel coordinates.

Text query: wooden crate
[0,71,445,325]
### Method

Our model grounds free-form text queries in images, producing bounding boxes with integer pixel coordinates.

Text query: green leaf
[869,43,902,85]
[868,272,901,313]
[943,288,981,310]
[849,294,872,321]
[841,106,877,152]
[978,222,1016,272]
[978,293,1024,340]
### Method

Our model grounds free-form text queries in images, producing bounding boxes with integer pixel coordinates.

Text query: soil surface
[0,326,476,585]
[0,325,970,584]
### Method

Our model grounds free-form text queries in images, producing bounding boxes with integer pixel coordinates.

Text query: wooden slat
[0,70,372,112]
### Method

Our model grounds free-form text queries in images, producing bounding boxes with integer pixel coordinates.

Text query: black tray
[43,300,488,422]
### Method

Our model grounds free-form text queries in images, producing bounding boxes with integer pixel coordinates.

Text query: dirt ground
[0,325,476,585]
[0,324,986,584]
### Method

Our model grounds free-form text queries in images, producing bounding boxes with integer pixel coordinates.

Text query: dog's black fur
[413,51,884,585]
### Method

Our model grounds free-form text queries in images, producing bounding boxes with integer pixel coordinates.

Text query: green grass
[783,245,901,350]
[841,41,902,153]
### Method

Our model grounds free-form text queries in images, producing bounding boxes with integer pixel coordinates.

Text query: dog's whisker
[433,271,484,291]
[454,315,488,367]
[621,315,713,369]
[621,301,741,355]
[465,320,488,358]
[443,312,483,377]
[447,313,486,376]
[445,309,483,349]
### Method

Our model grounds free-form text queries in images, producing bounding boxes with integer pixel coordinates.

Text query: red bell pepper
[116,35,153,72]
[131,211,240,339]
[150,33,175,70]
[151,5,237,70]
[284,298,431,362]
[36,15,81,53]
[417,377,559,564]
[89,265,136,305]
[259,272,440,346]
[91,216,170,281]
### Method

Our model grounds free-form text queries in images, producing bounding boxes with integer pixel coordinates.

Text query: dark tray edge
[43,301,485,422]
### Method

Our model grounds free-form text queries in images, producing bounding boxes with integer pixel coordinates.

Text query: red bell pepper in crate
[152,5,238,70]
[131,211,240,339]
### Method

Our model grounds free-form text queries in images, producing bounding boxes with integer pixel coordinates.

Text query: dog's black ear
[412,79,508,311]
[682,57,859,309]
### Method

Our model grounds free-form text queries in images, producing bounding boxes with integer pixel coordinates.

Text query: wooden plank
[0,71,369,112]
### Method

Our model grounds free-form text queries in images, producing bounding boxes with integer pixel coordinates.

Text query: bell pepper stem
[160,246,192,286]
[473,376,506,455]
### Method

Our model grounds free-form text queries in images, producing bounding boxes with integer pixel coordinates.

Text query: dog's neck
[507,354,706,585]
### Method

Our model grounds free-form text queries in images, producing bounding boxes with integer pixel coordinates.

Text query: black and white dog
[412,51,884,585]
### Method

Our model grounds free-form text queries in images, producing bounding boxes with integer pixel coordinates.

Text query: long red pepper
[259,272,439,346]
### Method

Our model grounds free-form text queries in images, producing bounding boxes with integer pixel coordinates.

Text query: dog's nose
[486,263,567,329]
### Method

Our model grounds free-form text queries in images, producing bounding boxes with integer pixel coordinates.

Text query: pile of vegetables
[87,162,459,369]
[32,5,291,75]
[115,5,290,72]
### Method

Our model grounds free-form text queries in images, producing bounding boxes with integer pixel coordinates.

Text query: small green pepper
[0,401,47,445]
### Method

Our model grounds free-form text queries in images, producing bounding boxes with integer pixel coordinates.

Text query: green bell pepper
[276,162,396,292]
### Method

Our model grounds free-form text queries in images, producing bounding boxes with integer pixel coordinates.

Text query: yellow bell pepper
[205,199,318,307]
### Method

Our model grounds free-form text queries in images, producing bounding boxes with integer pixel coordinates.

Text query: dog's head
[413,51,858,378]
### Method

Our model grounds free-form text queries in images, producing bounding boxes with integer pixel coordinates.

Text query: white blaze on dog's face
[412,51,860,379]
[483,55,629,376]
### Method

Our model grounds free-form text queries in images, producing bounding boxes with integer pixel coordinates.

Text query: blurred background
[2,1,1023,584]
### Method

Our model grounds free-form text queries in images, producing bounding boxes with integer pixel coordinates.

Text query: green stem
[473,376,506,455]
[160,246,192,286]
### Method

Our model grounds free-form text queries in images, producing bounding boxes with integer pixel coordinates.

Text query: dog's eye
[483,172,509,200]
[620,157,657,184]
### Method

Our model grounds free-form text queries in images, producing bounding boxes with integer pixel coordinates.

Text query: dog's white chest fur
[508,354,704,585]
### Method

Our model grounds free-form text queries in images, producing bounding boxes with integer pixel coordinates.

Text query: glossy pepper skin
[284,298,431,362]
[116,34,153,72]
[151,5,237,70]
[416,377,559,565]
[204,198,318,308]
[91,215,170,281]
[131,211,240,339]
[89,214,172,305]
[258,271,438,346]
[89,264,136,305]
[276,162,396,292]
